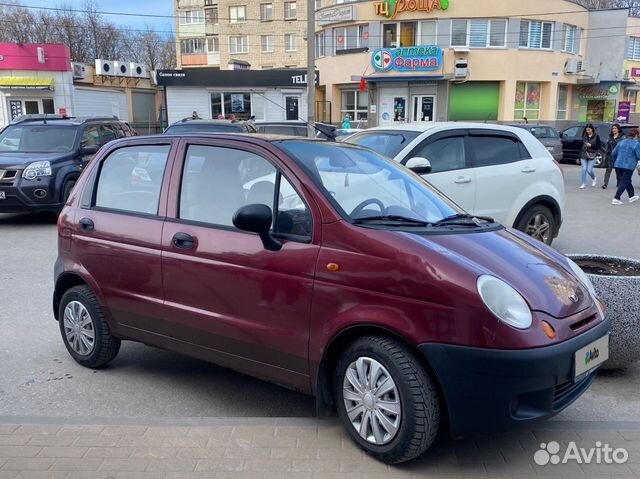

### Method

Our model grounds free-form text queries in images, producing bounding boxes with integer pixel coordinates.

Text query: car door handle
[522,166,537,173]
[172,232,195,250]
[454,176,472,184]
[79,218,94,231]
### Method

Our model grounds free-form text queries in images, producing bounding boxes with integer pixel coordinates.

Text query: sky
[21,0,176,35]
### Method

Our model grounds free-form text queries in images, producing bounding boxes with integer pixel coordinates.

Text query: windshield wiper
[434,213,495,226]
[353,215,431,226]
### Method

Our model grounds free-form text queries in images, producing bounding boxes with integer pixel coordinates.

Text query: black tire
[515,204,556,246]
[58,285,121,368]
[61,180,76,204]
[334,336,440,464]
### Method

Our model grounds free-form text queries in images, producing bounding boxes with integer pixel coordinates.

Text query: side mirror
[405,157,432,174]
[81,145,99,156]
[233,204,282,251]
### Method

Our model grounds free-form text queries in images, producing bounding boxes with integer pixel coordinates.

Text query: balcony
[205,23,220,35]
[181,54,207,66]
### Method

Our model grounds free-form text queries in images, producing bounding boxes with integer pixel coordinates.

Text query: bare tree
[571,0,640,14]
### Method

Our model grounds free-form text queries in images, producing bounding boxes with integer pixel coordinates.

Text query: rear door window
[468,135,527,167]
[95,145,170,215]
[81,127,101,148]
[99,125,118,144]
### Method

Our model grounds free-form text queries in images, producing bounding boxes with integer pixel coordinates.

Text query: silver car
[511,124,563,162]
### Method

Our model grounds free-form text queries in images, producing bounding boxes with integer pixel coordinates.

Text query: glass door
[412,95,435,122]
[285,95,300,121]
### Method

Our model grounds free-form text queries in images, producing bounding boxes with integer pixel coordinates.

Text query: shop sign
[617,101,631,122]
[372,46,442,73]
[631,67,640,77]
[317,5,356,25]
[576,84,619,100]
[373,0,449,20]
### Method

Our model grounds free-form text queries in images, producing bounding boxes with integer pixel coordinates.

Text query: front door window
[412,95,435,122]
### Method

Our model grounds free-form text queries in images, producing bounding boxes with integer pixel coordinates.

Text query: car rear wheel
[59,285,120,368]
[516,205,556,245]
[334,336,440,464]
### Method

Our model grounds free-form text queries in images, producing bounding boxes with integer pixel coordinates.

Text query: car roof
[357,122,529,135]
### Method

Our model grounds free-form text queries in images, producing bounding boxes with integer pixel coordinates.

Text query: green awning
[0,77,54,90]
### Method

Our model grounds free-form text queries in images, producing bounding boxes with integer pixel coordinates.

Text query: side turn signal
[540,321,556,340]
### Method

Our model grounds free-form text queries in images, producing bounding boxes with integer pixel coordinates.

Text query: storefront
[571,82,623,122]
[156,68,317,125]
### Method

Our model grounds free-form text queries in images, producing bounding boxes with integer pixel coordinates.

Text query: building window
[204,0,215,5]
[284,1,297,19]
[315,32,326,58]
[419,20,437,45]
[451,19,506,47]
[341,90,368,122]
[229,35,248,54]
[335,25,369,51]
[562,24,577,53]
[181,38,206,54]
[211,92,253,120]
[557,84,569,120]
[179,10,205,25]
[260,3,273,21]
[514,82,541,120]
[261,35,274,53]
[285,33,297,52]
[229,5,246,23]
[627,37,640,60]
[207,36,219,53]
[205,7,218,24]
[315,0,322,10]
[383,22,416,48]
[519,20,553,49]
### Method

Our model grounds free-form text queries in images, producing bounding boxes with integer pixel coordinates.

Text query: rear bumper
[419,317,610,438]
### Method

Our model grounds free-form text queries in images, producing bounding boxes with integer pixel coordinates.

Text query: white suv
[345,123,565,245]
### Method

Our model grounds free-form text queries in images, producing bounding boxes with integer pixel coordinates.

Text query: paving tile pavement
[0,418,639,478]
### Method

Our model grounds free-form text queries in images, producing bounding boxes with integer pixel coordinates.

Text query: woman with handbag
[602,124,624,189]
[579,123,601,189]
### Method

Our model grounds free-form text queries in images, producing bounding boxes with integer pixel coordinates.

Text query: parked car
[164,119,257,134]
[509,124,563,161]
[254,121,308,137]
[55,134,609,464]
[345,123,565,245]
[0,115,133,214]
[560,122,638,167]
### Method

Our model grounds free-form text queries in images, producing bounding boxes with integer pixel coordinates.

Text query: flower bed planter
[569,254,640,370]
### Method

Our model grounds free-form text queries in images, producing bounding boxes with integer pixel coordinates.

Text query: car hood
[403,228,592,319]
[0,152,66,168]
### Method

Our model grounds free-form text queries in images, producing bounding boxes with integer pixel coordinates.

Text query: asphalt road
[0,164,638,421]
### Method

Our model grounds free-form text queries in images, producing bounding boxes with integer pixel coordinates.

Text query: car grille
[553,373,594,410]
[0,169,18,183]
[569,313,599,332]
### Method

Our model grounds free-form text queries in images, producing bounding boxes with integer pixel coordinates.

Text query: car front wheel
[334,336,440,464]
[516,205,556,245]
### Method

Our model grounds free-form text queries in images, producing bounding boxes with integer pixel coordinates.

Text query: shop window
[181,38,206,54]
[514,82,541,121]
[284,1,297,20]
[519,20,553,49]
[556,84,569,120]
[42,99,55,114]
[451,19,506,48]
[563,24,577,53]
[261,35,274,53]
[315,32,326,58]
[24,101,39,115]
[341,90,368,122]
[205,7,218,24]
[285,33,297,52]
[261,3,273,21]
[179,10,205,25]
[229,35,248,54]
[627,37,640,60]
[210,92,254,120]
[335,25,368,52]
[419,21,437,45]
[229,5,246,23]
[382,22,415,48]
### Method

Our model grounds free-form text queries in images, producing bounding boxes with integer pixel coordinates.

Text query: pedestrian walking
[191,111,201,120]
[342,115,352,129]
[602,123,624,189]
[579,123,601,189]
[611,127,640,205]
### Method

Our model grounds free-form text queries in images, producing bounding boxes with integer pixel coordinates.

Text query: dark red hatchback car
[54,134,610,463]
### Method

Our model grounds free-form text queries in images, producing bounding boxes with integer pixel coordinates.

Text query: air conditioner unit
[577,61,584,72]
[454,59,468,78]
[129,62,147,78]
[565,58,579,74]
[114,61,129,76]
[95,59,115,76]
[71,62,86,80]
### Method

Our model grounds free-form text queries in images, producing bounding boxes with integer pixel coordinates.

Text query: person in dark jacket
[602,124,624,189]
[611,127,640,205]
[579,123,601,189]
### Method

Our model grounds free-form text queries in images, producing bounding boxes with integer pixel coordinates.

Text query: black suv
[0,115,135,214]
[560,122,638,166]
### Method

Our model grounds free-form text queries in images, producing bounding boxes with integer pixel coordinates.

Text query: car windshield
[0,125,77,153]
[345,130,420,158]
[164,123,243,134]
[278,141,460,224]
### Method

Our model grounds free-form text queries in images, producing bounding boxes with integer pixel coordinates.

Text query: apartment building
[175,0,307,70]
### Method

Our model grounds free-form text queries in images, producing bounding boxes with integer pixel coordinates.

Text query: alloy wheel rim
[342,357,401,445]
[63,301,96,356]
[526,213,551,243]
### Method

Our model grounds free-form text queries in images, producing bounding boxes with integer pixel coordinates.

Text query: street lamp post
[307,0,316,137]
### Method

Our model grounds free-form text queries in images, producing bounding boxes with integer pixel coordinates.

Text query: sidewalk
[1,417,639,478]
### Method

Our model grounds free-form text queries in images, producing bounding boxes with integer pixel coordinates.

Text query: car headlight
[566,257,605,318]
[22,161,52,180]
[477,275,532,330]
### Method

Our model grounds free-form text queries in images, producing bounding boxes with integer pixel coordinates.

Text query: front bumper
[419,317,610,438]
[0,180,62,213]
